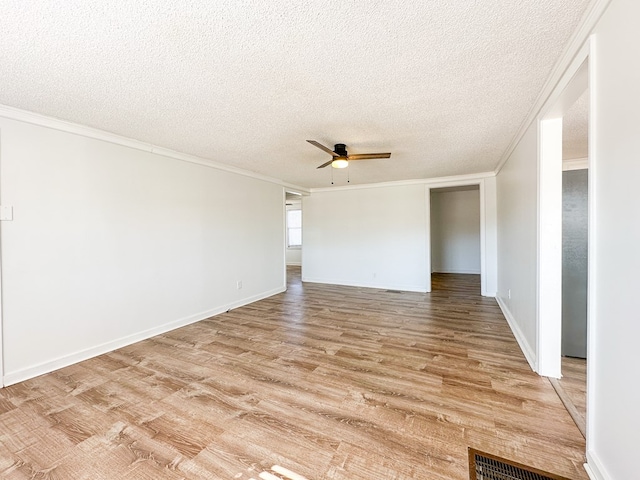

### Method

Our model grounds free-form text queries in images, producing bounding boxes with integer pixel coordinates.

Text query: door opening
[284,191,303,288]
[557,87,589,436]
[538,52,589,437]
[429,185,481,294]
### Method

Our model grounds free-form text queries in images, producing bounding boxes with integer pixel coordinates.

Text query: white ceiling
[563,89,589,160]
[0,1,591,188]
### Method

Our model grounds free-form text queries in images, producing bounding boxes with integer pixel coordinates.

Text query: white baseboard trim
[301,277,427,293]
[432,269,481,275]
[585,450,610,480]
[286,262,302,266]
[495,296,537,372]
[2,286,285,387]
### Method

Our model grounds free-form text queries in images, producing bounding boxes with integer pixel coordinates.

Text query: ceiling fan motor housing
[334,144,348,156]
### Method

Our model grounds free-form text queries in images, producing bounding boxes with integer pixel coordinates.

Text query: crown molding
[310,171,494,193]
[0,104,309,193]
[563,157,589,171]
[494,0,613,175]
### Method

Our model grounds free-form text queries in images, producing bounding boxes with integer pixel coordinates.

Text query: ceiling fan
[306,140,391,169]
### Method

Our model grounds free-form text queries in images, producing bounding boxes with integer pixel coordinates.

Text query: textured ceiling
[563,89,589,160]
[0,0,591,188]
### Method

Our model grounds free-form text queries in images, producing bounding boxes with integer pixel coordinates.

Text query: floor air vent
[468,448,571,480]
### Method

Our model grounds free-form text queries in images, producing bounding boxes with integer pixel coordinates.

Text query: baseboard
[495,296,537,372]
[2,285,285,387]
[432,269,481,275]
[301,277,427,293]
[585,451,610,480]
[286,262,301,266]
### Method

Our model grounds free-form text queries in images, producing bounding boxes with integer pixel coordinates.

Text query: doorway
[284,191,303,287]
[538,51,590,437]
[556,89,589,436]
[425,178,497,297]
[429,185,481,293]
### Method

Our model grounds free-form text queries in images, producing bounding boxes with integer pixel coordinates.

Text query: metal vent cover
[468,448,571,480]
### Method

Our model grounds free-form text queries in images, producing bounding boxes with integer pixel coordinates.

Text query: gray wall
[562,169,588,358]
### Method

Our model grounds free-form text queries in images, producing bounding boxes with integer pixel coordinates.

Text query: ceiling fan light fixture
[307,140,390,170]
[331,158,349,169]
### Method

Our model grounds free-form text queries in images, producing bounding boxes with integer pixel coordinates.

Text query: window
[287,209,302,247]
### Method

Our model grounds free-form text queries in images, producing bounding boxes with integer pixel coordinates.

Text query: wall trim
[2,286,285,387]
[536,117,564,380]
[0,105,494,196]
[432,269,481,275]
[585,451,610,480]
[301,277,427,294]
[479,180,487,296]
[563,157,589,171]
[585,33,599,477]
[0,104,308,194]
[310,172,495,193]
[494,0,613,175]
[0,128,4,387]
[286,262,302,266]
[495,295,537,372]
[424,185,432,293]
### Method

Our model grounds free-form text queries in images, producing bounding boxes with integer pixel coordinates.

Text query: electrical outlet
[508,289,511,299]
[0,205,13,221]
[237,280,242,290]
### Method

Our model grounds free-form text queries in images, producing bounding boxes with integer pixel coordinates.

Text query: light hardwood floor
[0,268,587,479]
[554,356,587,437]
[559,357,587,421]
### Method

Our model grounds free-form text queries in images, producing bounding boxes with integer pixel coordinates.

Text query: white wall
[430,188,480,274]
[587,1,640,478]
[302,177,498,295]
[285,247,302,266]
[0,116,286,385]
[496,1,640,477]
[495,124,539,369]
[302,184,429,292]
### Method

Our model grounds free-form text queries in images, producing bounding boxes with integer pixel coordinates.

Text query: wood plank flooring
[0,268,587,479]
[554,356,587,436]
[559,357,587,421]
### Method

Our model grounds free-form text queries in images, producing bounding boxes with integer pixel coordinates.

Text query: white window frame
[286,208,302,248]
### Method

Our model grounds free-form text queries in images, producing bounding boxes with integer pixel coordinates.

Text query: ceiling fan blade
[307,140,339,157]
[346,153,391,160]
[316,159,335,169]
